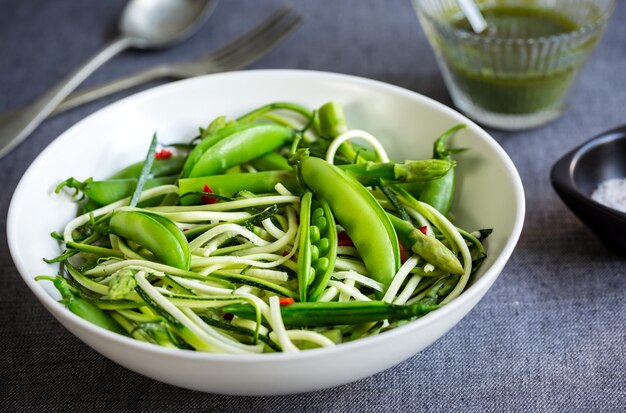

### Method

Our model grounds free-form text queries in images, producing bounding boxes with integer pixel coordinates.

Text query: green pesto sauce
[444,6,594,114]
[453,6,579,38]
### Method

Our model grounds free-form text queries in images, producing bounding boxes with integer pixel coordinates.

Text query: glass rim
[414,0,617,45]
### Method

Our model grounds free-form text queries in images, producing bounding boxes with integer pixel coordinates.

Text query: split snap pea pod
[299,156,400,292]
[388,214,464,275]
[186,124,296,178]
[296,194,338,302]
[110,154,186,179]
[307,199,338,301]
[109,210,190,270]
[222,301,438,327]
[297,191,314,302]
[419,124,465,215]
[35,275,128,335]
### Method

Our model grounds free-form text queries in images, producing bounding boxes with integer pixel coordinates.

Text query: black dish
[551,125,626,255]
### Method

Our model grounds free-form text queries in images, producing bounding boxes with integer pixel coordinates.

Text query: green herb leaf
[129,134,158,207]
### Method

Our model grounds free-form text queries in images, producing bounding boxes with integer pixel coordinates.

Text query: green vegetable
[186,124,296,178]
[307,199,338,301]
[178,159,452,205]
[56,176,176,206]
[110,154,186,179]
[297,191,314,301]
[298,155,400,293]
[223,301,439,327]
[109,210,190,270]
[389,214,464,275]
[418,124,465,215]
[130,134,158,207]
[36,275,127,335]
[181,123,257,178]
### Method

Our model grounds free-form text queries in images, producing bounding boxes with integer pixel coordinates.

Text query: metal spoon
[0,0,217,159]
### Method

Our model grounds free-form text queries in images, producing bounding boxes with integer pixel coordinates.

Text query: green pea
[315,257,330,274]
[312,207,324,219]
[310,225,321,244]
[313,216,328,233]
[307,267,316,286]
[317,238,330,255]
[310,244,319,262]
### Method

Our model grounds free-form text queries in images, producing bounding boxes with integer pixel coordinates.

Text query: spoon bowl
[120,0,217,48]
[551,125,626,255]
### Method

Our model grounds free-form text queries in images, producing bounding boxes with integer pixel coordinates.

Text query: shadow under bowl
[551,125,626,255]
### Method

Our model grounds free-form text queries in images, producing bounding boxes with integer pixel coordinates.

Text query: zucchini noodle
[326,129,390,164]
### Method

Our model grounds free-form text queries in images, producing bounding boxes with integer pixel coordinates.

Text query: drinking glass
[413,0,616,130]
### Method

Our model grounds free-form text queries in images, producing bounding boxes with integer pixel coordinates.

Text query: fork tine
[208,10,302,71]
[202,6,297,63]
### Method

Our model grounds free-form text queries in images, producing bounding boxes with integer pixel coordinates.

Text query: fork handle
[0,36,134,159]
[52,65,176,115]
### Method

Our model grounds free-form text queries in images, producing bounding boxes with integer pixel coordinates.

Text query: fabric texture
[0,0,624,411]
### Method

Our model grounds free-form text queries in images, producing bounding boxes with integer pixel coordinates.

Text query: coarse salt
[590,177,626,213]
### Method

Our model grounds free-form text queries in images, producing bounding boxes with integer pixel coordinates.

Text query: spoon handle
[0,36,134,159]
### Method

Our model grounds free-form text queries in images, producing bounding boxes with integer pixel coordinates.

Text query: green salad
[39,101,490,354]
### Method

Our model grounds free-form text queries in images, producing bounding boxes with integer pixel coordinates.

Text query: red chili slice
[279,297,295,306]
[398,239,408,263]
[338,232,354,247]
[201,184,218,204]
[155,149,172,160]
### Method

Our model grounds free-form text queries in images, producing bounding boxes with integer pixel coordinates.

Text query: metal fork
[44,6,301,116]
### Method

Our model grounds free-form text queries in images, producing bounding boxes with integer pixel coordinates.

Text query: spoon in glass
[0,0,217,159]
[456,0,487,33]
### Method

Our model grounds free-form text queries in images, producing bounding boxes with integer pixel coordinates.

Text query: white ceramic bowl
[7,70,524,395]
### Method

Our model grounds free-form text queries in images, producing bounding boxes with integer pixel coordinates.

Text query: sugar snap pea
[318,101,362,163]
[249,151,292,171]
[419,124,465,215]
[299,155,400,292]
[56,176,176,206]
[178,170,297,205]
[109,210,190,270]
[36,275,128,335]
[181,123,257,178]
[307,200,338,301]
[186,124,296,178]
[295,194,339,302]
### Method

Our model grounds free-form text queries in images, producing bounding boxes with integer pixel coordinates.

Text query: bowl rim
[7,69,526,362]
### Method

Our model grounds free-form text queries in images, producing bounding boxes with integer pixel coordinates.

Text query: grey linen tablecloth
[1,0,624,411]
